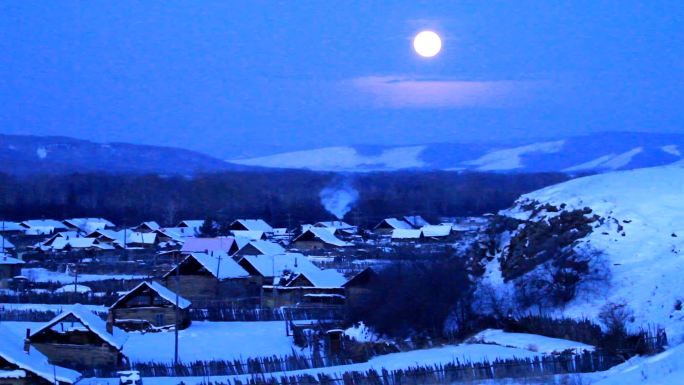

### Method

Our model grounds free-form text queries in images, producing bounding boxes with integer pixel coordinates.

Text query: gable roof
[31,304,127,350]
[231,219,273,232]
[293,228,351,247]
[342,267,377,288]
[180,237,236,254]
[0,221,23,232]
[63,218,115,232]
[163,252,250,280]
[176,220,205,228]
[135,221,160,231]
[290,269,346,288]
[314,221,354,230]
[0,235,15,250]
[111,281,191,310]
[403,215,430,228]
[374,218,413,230]
[231,230,265,241]
[238,253,319,278]
[0,326,81,384]
[126,232,157,245]
[20,219,68,229]
[240,240,285,256]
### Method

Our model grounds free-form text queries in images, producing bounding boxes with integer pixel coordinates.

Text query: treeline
[0,170,568,227]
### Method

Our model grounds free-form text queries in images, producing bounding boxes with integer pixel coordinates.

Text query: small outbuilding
[109,281,192,331]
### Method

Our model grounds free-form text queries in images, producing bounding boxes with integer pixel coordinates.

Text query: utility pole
[174,251,180,366]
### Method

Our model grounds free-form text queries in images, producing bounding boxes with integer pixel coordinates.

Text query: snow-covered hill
[477,164,684,342]
[230,132,684,173]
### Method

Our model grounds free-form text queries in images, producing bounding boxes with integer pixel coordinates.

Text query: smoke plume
[319,181,359,220]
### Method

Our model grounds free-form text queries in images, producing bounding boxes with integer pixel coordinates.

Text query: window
[155,313,165,325]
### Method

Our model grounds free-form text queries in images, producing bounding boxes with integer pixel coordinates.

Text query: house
[85,229,125,245]
[162,252,253,303]
[154,227,194,244]
[262,268,347,308]
[133,221,160,233]
[109,281,192,331]
[43,237,117,252]
[62,218,115,233]
[237,253,319,283]
[180,237,240,255]
[342,267,378,308]
[291,228,351,250]
[19,220,68,235]
[403,215,430,228]
[0,255,24,289]
[0,326,81,385]
[373,218,413,235]
[234,240,285,257]
[229,219,274,234]
[27,304,127,369]
[391,229,423,242]
[125,232,158,248]
[38,231,81,247]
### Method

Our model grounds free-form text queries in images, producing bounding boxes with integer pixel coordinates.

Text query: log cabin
[109,281,192,331]
[291,228,350,250]
[0,327,81,385]
[27,304,126,370]
[0,255,24,289]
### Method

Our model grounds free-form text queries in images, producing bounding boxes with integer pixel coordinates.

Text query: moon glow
[413,30,442,58]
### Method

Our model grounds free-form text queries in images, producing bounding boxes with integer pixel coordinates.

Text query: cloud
[345,76,541,108]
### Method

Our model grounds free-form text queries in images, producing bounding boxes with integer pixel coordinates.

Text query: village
[0,214,491,384]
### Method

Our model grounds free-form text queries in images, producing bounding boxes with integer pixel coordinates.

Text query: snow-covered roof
[0,326,81,384]
[292,269,346,288]
[111,281,192,310]
[391,229,423,239]
[231,219,274,232]
[136,221,160,231]
[293,228,351,247]
[242,240,285,255]
[0,255,24,265]
[231,230,265,240]
[31,304,127,350]
[420,225,452,237]
[403,215,430,227]
[49,237,115,251]
[239,253,319,278]
[164,252,250,280]
[180,237,236,253]
[126,232,157,245]
[20,219,68,229]
[0,221,23,232]
[63,217,115,232]
[314,221,354,230]
[0,235,15,249]
[54,284,92,294]
[375,218,413,230]
[176,220,205,229]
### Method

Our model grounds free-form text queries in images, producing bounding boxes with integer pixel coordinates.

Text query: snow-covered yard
[0,303,107,313]
[22,268,146,283]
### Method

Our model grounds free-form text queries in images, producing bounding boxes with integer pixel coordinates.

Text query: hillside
[474,164,684,343]
[0,134,251,175]
[230,132,684,173]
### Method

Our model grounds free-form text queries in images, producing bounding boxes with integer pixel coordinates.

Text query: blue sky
[1,1,682,158]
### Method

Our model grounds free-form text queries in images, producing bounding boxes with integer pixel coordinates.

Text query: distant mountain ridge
[230,132,684,173]
[0,134,251,175]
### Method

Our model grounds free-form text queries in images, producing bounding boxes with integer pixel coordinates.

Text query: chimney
[23,329,30,353]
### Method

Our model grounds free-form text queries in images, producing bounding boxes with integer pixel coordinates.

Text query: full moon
[413,30,442,58]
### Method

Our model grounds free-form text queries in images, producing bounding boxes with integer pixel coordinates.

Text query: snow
[295,269,346,288]
[564,147,644,172]
[79,342,542,385]
[231,219,274,233]
[243,240,286,255]
[54,284,92,293]
[391,228,422,239]
[344,322,379,342]
[164,252,249,280]
[22,268,146,283]
[180,237,235,253]
[376,218,413,230]
[0,255,23,265]
[240,253,320,278]
[0,303,107,313]
[420,224,452,237]
[230,145,428,172]
[491,164,684,343]
[462,141,565,171]
[294,228,351,247]
[661,144,681,157]
[469,329,594,354]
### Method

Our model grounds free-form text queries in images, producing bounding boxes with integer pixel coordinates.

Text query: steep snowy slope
[478,165,684,342]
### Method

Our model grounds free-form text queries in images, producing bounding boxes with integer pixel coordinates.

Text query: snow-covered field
[480,164,684,343]
[22,268,146,283]
[0,303,107,313]
[469,329,594,354]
